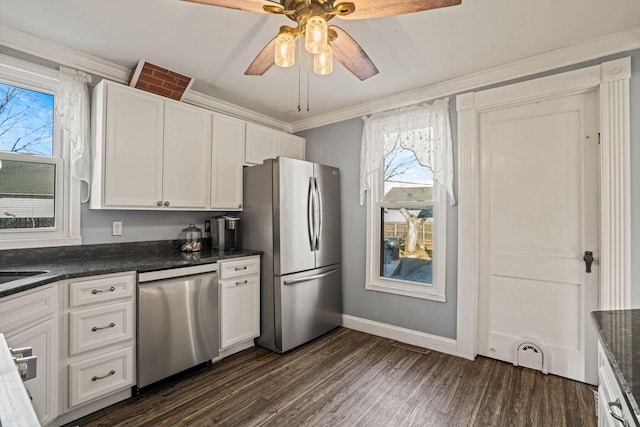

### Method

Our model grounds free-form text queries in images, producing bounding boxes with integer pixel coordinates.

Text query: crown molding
[289,26,640,132]
[0,24,290,132]
[183,91,290,131]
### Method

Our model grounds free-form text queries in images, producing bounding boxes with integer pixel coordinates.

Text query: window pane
[381,207,433,284]
[0,82,54,156]
[0,159,55,229]
[383,142,433,202]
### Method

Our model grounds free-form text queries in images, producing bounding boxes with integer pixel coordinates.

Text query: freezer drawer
[275,265,342,353]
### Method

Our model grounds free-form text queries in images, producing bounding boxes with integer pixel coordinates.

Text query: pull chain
[306,49,310,112]
[297,37,302,113]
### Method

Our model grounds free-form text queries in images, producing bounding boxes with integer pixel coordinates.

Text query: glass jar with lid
[179,223,203,252]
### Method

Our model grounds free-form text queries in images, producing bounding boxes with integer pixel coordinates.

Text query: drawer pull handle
[236,280,249,286]
[92,370,115,382]
[91,322,116,332]
[234,266,248,271]
[92,286,116,295]
[608,399,629,426]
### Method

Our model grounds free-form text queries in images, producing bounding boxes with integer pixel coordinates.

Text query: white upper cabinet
[91,80,212,210]
[245,123,277,165]
[211,114,245,210]
[278,133,306,160]
[245,122,305,165]
[97,82,164,208]
[163,102,212,209]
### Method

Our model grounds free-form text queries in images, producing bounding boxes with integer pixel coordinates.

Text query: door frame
[455,57,631,360]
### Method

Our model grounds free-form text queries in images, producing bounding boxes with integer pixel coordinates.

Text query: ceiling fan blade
[341,0,462,20]
[245,36,278,76]
[181,0,277,14]
[329,26,379,81]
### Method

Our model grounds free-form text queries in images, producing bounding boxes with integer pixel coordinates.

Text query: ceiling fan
[183,0,462,81]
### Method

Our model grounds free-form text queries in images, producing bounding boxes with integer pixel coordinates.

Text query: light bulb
[305,16,328,54]
[274,32,296,68]
[314,45,333,75]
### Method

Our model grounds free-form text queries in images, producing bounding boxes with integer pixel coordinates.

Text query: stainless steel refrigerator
[241,157,342,353]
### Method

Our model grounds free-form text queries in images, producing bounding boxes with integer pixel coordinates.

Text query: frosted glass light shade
[305,16,328,54]
[275,33,296,68]
[314,46,333,75]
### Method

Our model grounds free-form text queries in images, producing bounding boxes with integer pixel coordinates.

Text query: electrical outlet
[112,221,123,236]
[204,220,211,233]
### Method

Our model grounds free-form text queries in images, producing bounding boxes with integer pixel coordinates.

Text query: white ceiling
[1,0,639,123]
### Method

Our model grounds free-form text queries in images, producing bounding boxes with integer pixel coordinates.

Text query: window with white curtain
[0,56,90,249]
[360,98,454,301]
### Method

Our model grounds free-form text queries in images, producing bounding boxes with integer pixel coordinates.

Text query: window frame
[0,55,81,249]
[365,147,448,301]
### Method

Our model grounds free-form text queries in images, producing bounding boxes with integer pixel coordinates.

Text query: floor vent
[392,342,430,355]
[515,342,545,372]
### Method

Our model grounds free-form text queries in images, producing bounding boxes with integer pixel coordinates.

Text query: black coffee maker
[212,215,240,250]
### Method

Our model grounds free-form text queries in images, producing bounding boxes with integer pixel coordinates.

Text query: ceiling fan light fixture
[305,15,328,54]
[275,32,296,68]
[313,45,333,76]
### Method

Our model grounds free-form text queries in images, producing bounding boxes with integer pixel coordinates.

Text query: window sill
[0,236,81,250]
[366,279,446,302]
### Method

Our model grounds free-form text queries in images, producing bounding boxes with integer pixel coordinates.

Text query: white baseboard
[342,314,462,358]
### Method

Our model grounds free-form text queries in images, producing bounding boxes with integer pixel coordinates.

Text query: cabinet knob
[238,203,243,208]
[157,201,163,206]
[164,201,170,207]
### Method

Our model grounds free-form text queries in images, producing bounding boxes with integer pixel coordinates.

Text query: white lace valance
[359,97,455,206]
[55,66,92,203]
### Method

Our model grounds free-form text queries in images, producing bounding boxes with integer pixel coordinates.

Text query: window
[361,99,454,301]
[0,56,82,248]
[0,83,59,231]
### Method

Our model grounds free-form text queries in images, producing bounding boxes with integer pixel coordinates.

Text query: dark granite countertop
[592,310,640,424]
[0,240,260,299]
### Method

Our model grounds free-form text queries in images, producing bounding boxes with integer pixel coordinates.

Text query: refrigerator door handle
[314,177,322,251]
[283,268,340,286]
[307,177,316,251]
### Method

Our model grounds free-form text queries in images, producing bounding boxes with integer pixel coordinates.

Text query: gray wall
[298,117,459,339]
[299,49,640,339]
[80,204,216,245]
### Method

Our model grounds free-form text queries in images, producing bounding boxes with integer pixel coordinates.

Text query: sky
[0,82,54,156]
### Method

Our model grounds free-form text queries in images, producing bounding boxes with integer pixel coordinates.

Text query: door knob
[583,251,594,273]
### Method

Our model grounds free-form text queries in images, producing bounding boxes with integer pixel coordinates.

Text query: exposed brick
[141,67,154,77]
[136,81,149,90]
[140,75,164,86]
[146,84,173,97]
[176,78,189,88]
[145,63,170,73]
[162,81,184,93]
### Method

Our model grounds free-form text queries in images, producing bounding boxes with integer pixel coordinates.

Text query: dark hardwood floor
[73,328,596,427]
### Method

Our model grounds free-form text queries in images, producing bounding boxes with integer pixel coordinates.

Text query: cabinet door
[104,83,164,207]
[0,285,58,425]
[245,123,277,165]
[5,318,58,426]
[220,275,260,349]
[278,133,305,160]
[163,102,212,209]
[211,114,245,210]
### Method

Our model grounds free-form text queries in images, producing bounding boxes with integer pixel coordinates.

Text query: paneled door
[478,91,599,384]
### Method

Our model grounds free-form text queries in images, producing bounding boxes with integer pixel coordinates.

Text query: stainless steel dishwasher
[137,264,218,389]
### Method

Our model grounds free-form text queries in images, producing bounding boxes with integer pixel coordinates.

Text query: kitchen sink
[0,271,47,285]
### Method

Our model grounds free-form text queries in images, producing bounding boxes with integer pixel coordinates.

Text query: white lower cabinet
[0,285,59,426]
[597,342,635,427]
[68,346,134,408]
[61,272,136,417]
[219,256,260,350]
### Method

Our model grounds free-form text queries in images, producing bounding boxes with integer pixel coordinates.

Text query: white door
[163,102,212,209]
[478,91,599,384]
[211,114,245,210]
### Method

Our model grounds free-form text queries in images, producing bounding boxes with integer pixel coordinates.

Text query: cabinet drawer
[69,301,133,355]
[0,285,57,333]
[69,272,135,307]
[68,346,134,408]
[219,256,260,280]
